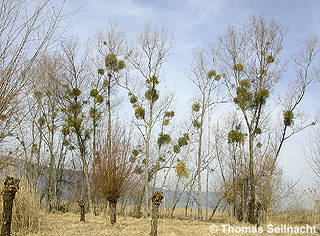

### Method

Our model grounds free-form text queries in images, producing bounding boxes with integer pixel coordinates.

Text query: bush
[228,130,245,144]
[0,181,40,233]
[283,110,294,126]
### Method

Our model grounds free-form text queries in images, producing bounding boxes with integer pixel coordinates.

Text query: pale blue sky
[64,0,320,187]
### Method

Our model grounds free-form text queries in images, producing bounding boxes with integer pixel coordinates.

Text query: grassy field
[17,211,320,236]
[20,212,214,236]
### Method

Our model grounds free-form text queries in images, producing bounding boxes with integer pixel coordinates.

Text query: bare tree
[307,126,320,185]
[95,125,140,224]
[273,36,320,169]
[89,25,127,214]
[217,16,319,223]
[122,25,173,216]
[58,41,93,210]
[30,54,65,211]
[189,48,224,219]
[0,0,65,144]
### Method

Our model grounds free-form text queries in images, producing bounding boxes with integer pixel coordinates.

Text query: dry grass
[19,212,213,236]
[14,210,319,236]
[0,181,40,233]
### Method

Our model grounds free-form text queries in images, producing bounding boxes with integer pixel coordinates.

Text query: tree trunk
[150,192,164,236]
[1,177,20,236]
[206,111,212,220]
[104,198,109,216]
[170,177,180,218]
[92,107,98,217]
[78,200,86,222]
[109,200,117,224]
[133,186,145,218]
[47,111,56,212]
[185,178,196,218]
[205,167,209,219]
[209,197,223,220]
[144,128,151,217]
[120,198,127,215]
[47,151,55,212]
[255,202,262,228]
[247,134,256,224]
[92,196,98,216]
[83,164,91,212]
[196,107,205,220]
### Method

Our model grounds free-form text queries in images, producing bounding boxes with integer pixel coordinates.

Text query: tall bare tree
[88,24,127,214]
[59,41,92,210]
[122,25,173,216]
[189,48,223,219]
[0,0,64,144]
[217,16,319,223]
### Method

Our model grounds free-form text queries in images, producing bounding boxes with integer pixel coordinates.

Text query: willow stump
[78,200,86,222]
[109,200,117,224]
[1,176,20,236]
[150,192,164,236]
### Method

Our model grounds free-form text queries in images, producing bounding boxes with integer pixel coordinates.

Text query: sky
[63,0,320,187]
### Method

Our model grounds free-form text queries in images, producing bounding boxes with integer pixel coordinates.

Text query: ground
[16,211,320,236]
[18,212,218,236]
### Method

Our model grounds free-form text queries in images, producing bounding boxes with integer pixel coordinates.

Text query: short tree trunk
[78,200,86,222]
[109,200,117,224]
[1,176,20,236]
[133,197,143,218]
[132,189,144,218]
[150,192,164,236]
[92,195,98,216]
[255,202,263,228]
[248,198,256,224]
[209,197,223,221]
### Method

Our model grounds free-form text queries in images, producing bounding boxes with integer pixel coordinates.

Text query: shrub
[105,53,118,70]
[192,103,200,112]
[145,88,159,102]
[228,130,245,144]
[207,70,216,78]
[164,111,175,117]
[135,106,145,119]
[233,63,244,71]
[98,68,105,75]
[96,95,104,104]
[157,133,171,146]
[148,75,159,84]
[214,74,222,81]
[178,135,189,146]
[192,120,201,129]
[162,119,169,126]
[283,110,294,126]
[254,89,269,104]
[266,55,275,63]
[90,89,99,97]
[175,160,189,178]
[69,88,81,97]
[240,79,251,89]
[130,95,138,104]
[173,145,181,153]
[254,128,262,135]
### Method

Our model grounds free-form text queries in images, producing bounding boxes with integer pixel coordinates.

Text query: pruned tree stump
[1,176,20,236]
[150,192,164,236]
[77,200,86,222]
[109,200,117,225]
